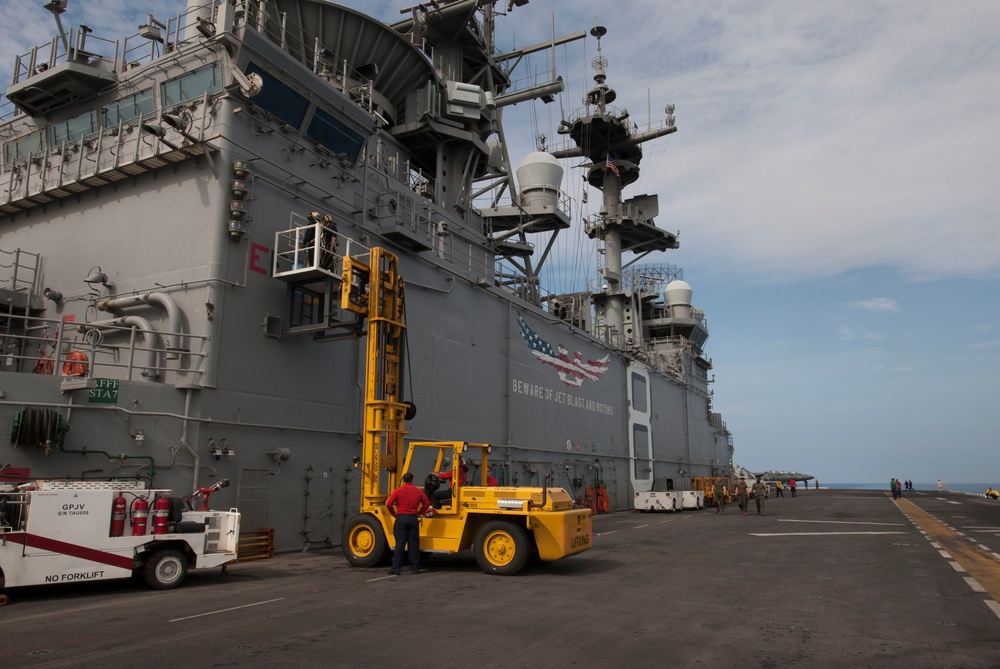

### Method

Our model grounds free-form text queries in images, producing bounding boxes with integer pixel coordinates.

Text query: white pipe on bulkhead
[96,292,184,359]
[77,316,161,378]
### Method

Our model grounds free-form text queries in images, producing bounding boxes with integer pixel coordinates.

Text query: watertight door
[627,363,653,492]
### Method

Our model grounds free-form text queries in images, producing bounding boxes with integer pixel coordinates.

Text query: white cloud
[608,1,1000,284]
[853,297,899,313]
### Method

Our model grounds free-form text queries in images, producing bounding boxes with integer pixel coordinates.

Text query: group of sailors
[890,478,912,498]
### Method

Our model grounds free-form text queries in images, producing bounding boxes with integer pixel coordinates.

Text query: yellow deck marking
[896,498,1000,601]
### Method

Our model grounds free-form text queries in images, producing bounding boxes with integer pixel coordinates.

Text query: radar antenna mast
[43,0,71,52]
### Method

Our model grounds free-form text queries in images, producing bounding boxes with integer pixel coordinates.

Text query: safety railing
[272,212,368,279]
[1,102,216,212]
[0,247,39,298]
[1,312,205,382]
[9,4,212,86]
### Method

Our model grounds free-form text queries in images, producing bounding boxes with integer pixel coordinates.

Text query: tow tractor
[0,478,239,596]
[337,247,592,575]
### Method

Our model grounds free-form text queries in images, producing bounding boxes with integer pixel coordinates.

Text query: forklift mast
[341,247,407,507]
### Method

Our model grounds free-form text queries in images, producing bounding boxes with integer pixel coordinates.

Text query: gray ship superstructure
[0,0,732,552]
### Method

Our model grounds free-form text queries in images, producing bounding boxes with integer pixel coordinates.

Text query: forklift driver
[431,457,468,508]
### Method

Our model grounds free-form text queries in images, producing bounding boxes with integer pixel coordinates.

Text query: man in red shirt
[385,472,431,575]
[432,457,468,508]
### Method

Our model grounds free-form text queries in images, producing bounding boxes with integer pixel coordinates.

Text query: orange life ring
[61,351,90,377]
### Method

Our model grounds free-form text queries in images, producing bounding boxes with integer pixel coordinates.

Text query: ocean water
[825,483,994,495]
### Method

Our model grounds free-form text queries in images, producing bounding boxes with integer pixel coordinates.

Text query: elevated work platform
[272,214,369,336]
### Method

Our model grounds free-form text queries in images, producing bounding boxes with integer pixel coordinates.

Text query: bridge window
[102,89,154,126]
[307,108,364,163]
[245,62,309,129]
[50,111,97,145]
[161,63,221,107]
[2,130,44,166]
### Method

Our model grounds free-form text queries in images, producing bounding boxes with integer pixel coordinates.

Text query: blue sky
[2,1,998,485]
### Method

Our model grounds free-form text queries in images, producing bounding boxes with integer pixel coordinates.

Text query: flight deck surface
[2,489,999,668]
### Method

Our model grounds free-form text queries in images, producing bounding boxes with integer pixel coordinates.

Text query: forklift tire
[144,549,187,590]
[474,520,530,576]
[342,514,388,568]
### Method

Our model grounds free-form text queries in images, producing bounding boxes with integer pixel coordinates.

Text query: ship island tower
[546,27,733,478]
[552,26,679,350]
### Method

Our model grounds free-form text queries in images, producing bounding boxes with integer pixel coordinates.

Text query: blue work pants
[391,514,420,573]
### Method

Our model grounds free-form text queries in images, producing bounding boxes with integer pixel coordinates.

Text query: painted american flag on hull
[517,314,610,387]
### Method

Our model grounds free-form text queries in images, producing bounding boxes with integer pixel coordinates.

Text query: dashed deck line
[895,497,1000,623]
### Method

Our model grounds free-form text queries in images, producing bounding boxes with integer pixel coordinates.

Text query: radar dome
[665,280,693,319]
[516,152,563,208]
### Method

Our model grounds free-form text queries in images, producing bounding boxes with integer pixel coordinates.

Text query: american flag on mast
[605,156,620,177]
[517,314,610,387]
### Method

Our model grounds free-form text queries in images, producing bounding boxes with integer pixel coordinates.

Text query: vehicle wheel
[342,513,388,568]
[474,520,530,576]
[144,549,187,590]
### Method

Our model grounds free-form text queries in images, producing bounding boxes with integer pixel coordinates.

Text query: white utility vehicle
[1,479,239,593]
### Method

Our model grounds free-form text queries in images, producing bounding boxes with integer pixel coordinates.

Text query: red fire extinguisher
[152,497,171,535]
[110,494,127,537]
[131,497,149,536]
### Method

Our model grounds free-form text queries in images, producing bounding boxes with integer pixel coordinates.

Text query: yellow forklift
[692,476,734,506]
[339,248,592,575]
